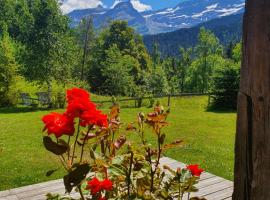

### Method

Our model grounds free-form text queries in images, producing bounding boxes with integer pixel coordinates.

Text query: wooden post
[233,1,270,199]
[167,95,171,107]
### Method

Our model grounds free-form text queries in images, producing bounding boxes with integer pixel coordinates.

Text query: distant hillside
[143,13,243,57]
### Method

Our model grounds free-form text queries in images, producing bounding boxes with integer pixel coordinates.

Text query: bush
[41,88,205,200]
[210,60,240,109]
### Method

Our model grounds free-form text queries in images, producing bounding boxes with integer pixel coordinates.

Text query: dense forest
[143,13,243,57]
[0,0,241,109]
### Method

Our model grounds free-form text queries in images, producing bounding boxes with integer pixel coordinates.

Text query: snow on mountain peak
[68,0,245,35]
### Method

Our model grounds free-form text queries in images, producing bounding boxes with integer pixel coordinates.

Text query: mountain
[142,0,245,34]
[143,13,243,57]
[67,0,245,35]
[68,5,108,27]
[94,1,149,34]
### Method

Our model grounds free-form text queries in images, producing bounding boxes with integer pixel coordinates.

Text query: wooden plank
[8,179,62,195]
[160,158,215,181]
[16,184,64,199]
[190,180,233,197]
[0,157,233,200]
[199,172,216,181]
[0,195,19,200]
[196,176,225,189]
[0,190,11,198]
[203,187,234,200]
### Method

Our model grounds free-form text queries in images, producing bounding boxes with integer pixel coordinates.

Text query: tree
[0,0,34,43]
[162,57,179,94]
[147,65,169,96]
[0,25,19,106]
[88,21,152,95]
[151,43,161,68]
[193,27,222,92]
[100,45,137,96]
[22,0,78,98]
[178,47,193,93]
[186,28,223,93]
[186,54,224,93]
[210,60,240,109]
[232,42,241,63]
[234,0,270,199]
[76,17,95,81]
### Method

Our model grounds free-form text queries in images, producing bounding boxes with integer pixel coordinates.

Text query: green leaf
[43,136,68,155]
[112,155,125,165]
[159,133,166,145]
[63,163,91,193]
[180,169,192,182]
[46,169,58,177]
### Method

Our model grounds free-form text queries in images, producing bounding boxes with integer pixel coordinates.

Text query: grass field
[0,96,236,191]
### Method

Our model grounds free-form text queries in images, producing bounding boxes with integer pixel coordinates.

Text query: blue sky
[61,0,187,14]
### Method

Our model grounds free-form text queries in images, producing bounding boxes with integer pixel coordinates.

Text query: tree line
[0,0,241,109]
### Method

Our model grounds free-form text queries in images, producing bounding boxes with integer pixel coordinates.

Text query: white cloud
[131,0,152,12]
[111,0,124,8]
[61,0,104,14]
[111,0,152,12]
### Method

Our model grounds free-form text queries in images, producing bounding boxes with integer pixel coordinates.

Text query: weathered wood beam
[233,0,270,199]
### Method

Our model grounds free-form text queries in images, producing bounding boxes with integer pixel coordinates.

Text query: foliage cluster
[42,88,205,200]
[0,0,240,109]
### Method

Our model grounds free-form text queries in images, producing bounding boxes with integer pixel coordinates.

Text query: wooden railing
[93,93,208,107]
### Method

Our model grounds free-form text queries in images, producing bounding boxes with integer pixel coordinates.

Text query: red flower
[86,177,113,195]
[42,112,74,138]
[65,88,108,128]
[67,88,90,103]
[86,177,102,195]
[99,197,107,200]
[66,88,95,118]
[67,99,96,118]
[101,178,113,191]
[186,164,204,177]
[80,109,108,128]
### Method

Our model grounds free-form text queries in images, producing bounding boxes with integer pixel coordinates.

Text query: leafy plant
[41,88,204,200]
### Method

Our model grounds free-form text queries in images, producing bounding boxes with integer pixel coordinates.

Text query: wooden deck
[0,157,233,200]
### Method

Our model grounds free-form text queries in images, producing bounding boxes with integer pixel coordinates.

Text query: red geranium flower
[86,177,113,195]
[66,99,96,118]
[63,88,109,128]
[101,178,113,191]
[86,177,102,195]
[80,108,108,128]
[67,88,90,103]
[66,88,96,118]
[42,112,74,138]
[96,113,109,128]
[186,164,204,177]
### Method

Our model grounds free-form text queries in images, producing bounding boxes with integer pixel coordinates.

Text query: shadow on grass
[0,107,53,114]
[206,105,237,114]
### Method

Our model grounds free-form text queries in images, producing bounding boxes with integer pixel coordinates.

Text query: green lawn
[0,96,236,191]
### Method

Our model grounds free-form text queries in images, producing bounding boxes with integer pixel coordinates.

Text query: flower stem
[67,136,71,160]
[78,185,85,200]
[80,125,93,162]
[71,120,81,165]
[150,130,162,192]
[127,151,134,197]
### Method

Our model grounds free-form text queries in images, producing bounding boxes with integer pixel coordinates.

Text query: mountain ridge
[67,0,245,35]
[143,13,243,57]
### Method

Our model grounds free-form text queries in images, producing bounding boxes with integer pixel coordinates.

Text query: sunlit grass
[0,96,236,191]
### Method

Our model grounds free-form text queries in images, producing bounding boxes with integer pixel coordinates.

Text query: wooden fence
[93,93,208,107]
